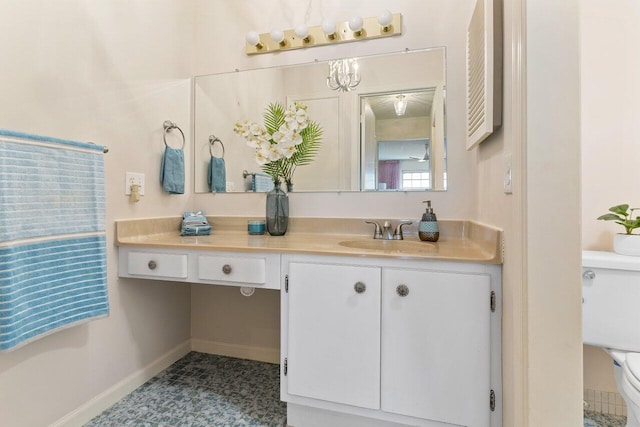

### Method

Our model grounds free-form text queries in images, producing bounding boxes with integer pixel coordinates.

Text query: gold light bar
[245,13,403,55]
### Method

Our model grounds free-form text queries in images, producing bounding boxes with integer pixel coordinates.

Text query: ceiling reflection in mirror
[194,47,447,193]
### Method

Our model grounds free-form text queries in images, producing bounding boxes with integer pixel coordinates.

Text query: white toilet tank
[583,250,640,352]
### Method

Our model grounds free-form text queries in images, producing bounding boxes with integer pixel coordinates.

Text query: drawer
[127,252,188,279]
[198,255,266,285]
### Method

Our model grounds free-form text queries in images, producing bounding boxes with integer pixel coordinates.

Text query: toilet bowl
[607,350,640,426]
[583,250,640,427]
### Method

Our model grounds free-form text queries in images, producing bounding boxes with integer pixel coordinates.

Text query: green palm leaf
[263,103,285,136]
[290,120,323,166]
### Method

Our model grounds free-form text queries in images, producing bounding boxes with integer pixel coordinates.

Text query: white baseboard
[51,340,191,427]
[191,339,279,364]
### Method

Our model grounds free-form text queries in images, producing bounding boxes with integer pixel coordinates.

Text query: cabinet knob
[148,260,157,270]
[222,264,232,275]
[396,284,409,297]
[354,281,366,294]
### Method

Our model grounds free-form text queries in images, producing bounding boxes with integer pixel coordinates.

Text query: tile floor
[85,352,286,426]
[85,351,627,427]
[584,410,627,427]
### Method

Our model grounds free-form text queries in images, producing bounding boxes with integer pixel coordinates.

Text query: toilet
[583,250,640,426]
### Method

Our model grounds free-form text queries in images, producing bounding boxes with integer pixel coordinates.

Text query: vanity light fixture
[394,95,408,116]
[245,12,402,55]
[326,58,361,92]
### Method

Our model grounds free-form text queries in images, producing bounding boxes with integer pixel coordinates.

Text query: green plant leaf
[263,103,285,136]
[610,204,630,215]
[290,121,323,167]
[598,213,623,221]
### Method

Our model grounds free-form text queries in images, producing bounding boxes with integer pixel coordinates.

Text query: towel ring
[209,135,224,158]
[163,120,185,149]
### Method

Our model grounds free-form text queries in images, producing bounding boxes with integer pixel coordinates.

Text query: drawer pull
[354,281,366,294]
[148,260,157,270]
[396,284,409,297]
[222,264,232,275]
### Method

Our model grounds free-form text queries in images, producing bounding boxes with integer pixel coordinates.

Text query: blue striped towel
[253,173,275,192]
[0,129,109,351]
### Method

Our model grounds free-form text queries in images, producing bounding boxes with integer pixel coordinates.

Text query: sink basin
[338,239,436,254]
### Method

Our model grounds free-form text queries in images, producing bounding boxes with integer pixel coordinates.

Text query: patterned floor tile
[584,410,627,427]
[84,352,286,427]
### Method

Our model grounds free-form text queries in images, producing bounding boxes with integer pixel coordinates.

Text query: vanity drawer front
[198,255,266,285]
[127,252,188,278]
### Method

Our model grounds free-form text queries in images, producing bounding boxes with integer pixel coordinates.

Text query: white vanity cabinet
[281,254,501,427]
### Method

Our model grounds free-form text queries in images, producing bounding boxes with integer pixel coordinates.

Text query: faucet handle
[393,221,413,240]
[365,220,383,239]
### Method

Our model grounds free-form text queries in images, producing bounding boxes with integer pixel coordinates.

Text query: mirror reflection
[193,48,447,193]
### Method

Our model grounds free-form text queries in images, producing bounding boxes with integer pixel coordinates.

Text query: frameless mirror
[193,47,447,193]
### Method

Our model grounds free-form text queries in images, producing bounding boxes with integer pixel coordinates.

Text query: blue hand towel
[208,156,226,192]
[160,147,185,194]
[180,211,212,236]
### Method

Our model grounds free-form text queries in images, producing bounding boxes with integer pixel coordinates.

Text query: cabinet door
[287,262,381,409]
[381,269,491,427]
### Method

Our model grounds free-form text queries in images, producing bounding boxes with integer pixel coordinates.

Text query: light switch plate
[125,172,145,195]
[503,154,513,194]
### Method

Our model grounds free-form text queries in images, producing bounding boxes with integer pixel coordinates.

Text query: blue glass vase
[266,181,289,236]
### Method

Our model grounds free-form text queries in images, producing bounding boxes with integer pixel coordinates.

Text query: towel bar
[209,135,224,158]
[163,120,185,149]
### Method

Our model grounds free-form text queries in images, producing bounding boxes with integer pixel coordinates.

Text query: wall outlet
[125,172,145,195]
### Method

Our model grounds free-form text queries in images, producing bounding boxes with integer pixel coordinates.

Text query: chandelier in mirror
[326,59,361,92]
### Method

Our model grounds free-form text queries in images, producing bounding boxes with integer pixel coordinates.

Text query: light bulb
[270,29,285,46]
[394,95,407,116]
[378,10,393,31]
[349,16,364,34]
[322,19,336,39]
[245,31,263,49]
[294,24,310,43]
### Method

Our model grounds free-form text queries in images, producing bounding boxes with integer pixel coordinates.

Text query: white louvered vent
[466,0,502,150]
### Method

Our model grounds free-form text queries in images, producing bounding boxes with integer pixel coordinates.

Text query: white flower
[255,148,271,165]
[245,135,263,149]
[265,144,282,161]
[279,144,297,158]
[250,122,265,136]
[284,103,308,131]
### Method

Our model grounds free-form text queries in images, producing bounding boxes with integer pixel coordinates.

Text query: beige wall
[0,2,195,426]
[477,0,583,425]
[581,0,640,393]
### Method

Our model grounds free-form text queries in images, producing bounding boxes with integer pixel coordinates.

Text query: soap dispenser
[419,200,440,242]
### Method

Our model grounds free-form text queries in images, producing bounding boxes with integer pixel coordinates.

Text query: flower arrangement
[233,102,322,188]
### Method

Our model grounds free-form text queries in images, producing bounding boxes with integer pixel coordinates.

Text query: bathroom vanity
[116,217,502,427]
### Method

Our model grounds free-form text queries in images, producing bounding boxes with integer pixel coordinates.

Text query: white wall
[581,0,640,393]
[0,2,195,426]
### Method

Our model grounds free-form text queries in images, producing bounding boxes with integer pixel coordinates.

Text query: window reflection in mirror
[193,47,447,193]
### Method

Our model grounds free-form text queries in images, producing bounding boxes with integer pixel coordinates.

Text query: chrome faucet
[365,220,412,240]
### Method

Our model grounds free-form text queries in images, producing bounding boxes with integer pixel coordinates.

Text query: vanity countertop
[115,217,502,264]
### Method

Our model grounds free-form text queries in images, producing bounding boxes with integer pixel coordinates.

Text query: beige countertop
[115,216,503,264]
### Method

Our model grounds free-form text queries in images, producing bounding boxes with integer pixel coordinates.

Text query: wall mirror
[193,47,447,193]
